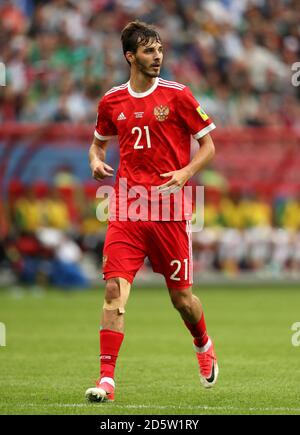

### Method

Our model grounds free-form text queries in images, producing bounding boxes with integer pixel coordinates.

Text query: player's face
[133,40,163,78]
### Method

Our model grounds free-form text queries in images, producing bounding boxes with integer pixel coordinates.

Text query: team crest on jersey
[154,105,169,122]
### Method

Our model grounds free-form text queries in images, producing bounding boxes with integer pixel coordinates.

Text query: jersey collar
[127,77,159,98]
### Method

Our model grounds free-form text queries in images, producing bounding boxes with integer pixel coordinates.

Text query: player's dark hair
[121,21,162,65]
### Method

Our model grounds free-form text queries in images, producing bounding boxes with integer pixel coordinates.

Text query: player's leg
[86,221,146,402]
[148,221,218,388]
[86,276,130,402]
[168,286,218,388]
[168,285,207,342]
[101,276,129,332]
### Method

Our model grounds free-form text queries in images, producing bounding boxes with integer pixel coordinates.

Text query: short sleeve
[177,87,216,139]
[94,97,118,140]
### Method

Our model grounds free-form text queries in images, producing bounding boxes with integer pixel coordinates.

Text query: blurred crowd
[0,176,107,288]
[1,0,300,127]
[1,178,300,287]
[1,0,300,286]
[194,188,300,277]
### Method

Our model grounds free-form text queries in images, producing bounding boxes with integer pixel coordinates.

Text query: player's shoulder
[157,78,187,93]
[103,82,129,100]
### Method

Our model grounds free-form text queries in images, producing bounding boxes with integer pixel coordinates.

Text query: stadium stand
[1,0,300,285]
[1,0,299,126]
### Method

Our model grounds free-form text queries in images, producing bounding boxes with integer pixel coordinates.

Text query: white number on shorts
[170,259,188,281]
[132,126,151,149]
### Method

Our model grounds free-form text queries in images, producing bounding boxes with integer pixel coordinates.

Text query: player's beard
[135,57,161,78]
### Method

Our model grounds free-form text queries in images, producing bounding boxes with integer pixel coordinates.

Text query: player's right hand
[91,160,114,180]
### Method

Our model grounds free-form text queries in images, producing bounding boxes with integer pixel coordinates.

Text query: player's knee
[103,277,131,313]
[105,279,120,304]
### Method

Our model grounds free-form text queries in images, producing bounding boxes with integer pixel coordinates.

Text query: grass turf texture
[0,285,300,415]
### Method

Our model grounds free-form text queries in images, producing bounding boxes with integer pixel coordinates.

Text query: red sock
[184,313,209,348]
[100,329,124,380]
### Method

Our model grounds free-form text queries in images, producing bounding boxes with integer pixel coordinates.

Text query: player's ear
[125,51,134,65]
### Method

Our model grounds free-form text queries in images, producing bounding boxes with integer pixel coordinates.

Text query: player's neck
[129,72,158,94]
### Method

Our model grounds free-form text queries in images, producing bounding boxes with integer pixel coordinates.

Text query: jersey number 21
[132,126,151,149]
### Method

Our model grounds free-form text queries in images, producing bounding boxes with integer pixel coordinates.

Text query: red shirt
[95,77,216,221]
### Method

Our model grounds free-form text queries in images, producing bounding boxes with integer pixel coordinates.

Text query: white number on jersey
[170,259,189,281]
[132,126,151,149]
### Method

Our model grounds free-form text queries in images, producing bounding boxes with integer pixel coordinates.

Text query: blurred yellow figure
[14,188,44,232]
[44,188,70,230]
[242,199,272,227]
[81,198,108,235]
[282,200,300,230]
[220,192,272,229]
[203,202,221,227]
[220,193,246,228]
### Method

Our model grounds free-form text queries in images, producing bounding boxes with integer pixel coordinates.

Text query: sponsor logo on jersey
[196,106,209,121]
[117,112,126,121]
[154,105,169,122]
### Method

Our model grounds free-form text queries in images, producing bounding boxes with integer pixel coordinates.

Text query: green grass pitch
[0,285,300,415]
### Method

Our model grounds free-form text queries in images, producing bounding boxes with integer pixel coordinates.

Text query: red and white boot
[85,377,115,402]
[194,338,219,388]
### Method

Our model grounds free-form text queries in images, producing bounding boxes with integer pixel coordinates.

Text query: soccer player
[85,21,218,402]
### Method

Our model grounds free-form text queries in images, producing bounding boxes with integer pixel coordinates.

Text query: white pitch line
[12,404,300,412]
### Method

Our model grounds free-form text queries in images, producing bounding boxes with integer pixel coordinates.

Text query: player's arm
[159,87,216,195]
[89,136,114,180]
[90,95,117,180]
[186,133,215,177]
[159,133,215,195]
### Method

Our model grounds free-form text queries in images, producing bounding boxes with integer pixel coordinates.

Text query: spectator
[0,0,298,125]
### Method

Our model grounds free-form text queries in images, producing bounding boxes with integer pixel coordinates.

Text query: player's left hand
[158,168,191,195]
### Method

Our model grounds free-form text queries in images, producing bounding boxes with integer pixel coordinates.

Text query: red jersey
[94,77,216,221]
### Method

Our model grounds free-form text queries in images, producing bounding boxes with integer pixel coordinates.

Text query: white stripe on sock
[194,338,212,353]
[100,377,115,388]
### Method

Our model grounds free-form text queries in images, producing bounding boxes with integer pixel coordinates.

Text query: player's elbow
[207,140,215,162]
[199,134,215,161]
